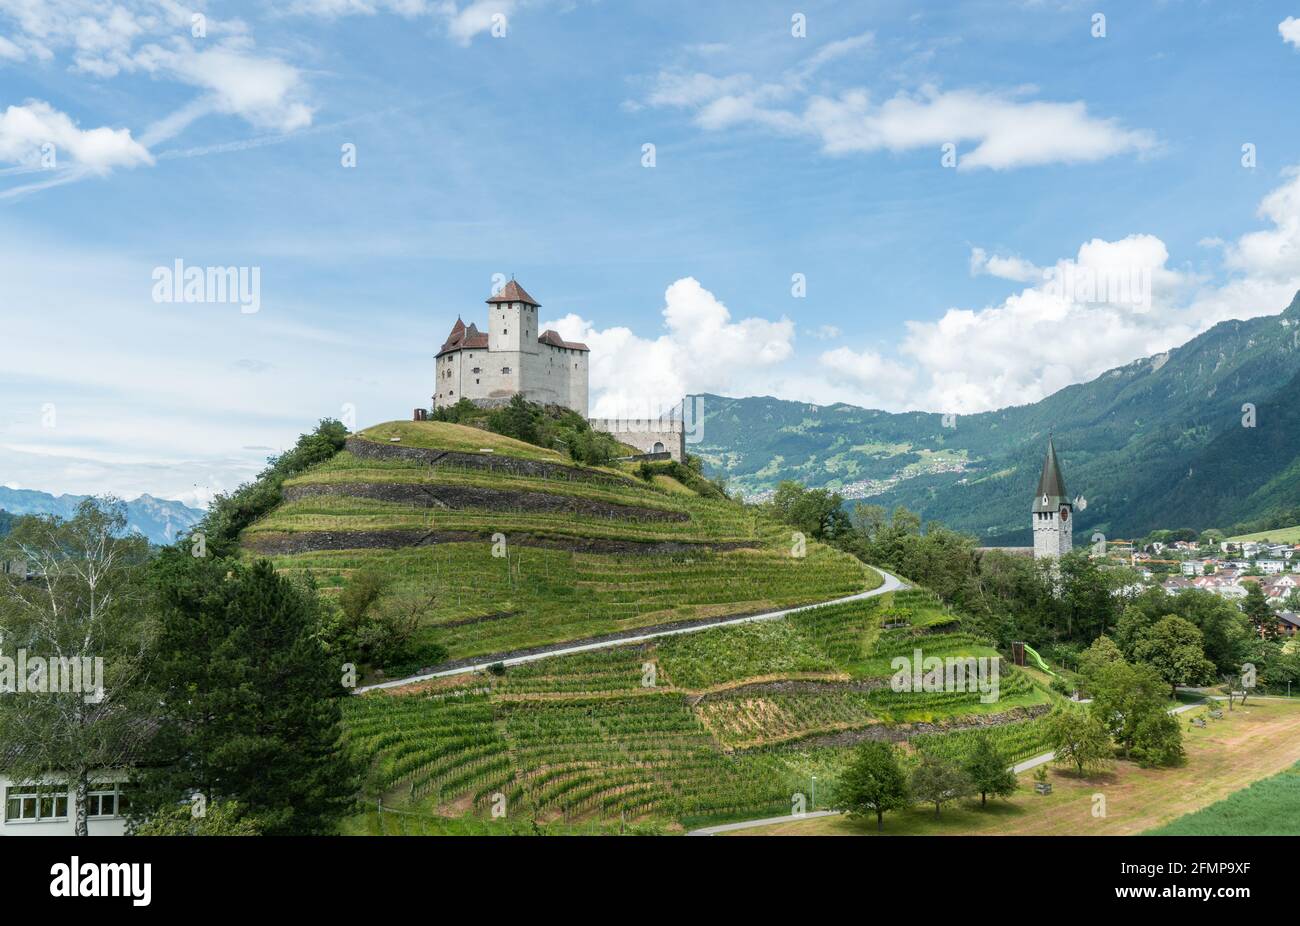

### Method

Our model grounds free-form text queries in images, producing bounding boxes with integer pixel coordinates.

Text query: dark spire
[1033,438,1069,512]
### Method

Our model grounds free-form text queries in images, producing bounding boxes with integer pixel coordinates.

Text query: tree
[1088,660,1168,754]
[1129,711,1184,767]
[962,734,1017,807]
[132,555,359,835]
[910,751,971,817]
[832,741,910,831]
[1242,583,1278,641]
[768,481,850,541]
[134,799,263,836]
[1077,634,1124,685]
[0,500,154,835]
[1131,615,1217,697]
[1047,709,1113,775]
[488,394,539,445]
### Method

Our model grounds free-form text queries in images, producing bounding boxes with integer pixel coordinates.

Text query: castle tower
[488,279,540,356]
[1031,437,1073,560]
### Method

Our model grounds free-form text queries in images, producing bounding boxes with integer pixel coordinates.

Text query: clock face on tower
[1059,507,1069,522]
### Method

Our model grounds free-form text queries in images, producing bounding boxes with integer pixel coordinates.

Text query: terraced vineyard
[247,420,874,666]
[341,587,1058,832]
[251,420,1057,832]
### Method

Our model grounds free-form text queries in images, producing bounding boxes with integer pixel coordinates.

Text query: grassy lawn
[354,420,574,463]
[1147,760,1300,835]
[1225,524,1300,543]
[726,699,1300,835]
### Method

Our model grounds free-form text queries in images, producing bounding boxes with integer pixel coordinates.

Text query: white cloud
[0,3,312,145]
[871,170,1300,413]
[1280,16,1300,49]
[643,36,1155,170]
[969,247,1041,282]
[1224,166,1300,280]
[135,39,314,133]
[544,277,795,417]
[0,100,152,172]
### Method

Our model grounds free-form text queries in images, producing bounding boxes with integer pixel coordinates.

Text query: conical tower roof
[1033,438,1069,513]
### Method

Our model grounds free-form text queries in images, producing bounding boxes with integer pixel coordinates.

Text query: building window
[5,786,69,822]
[472,367,481,374]
[86,783,129,818]
[475,379,480,385]
[502,367,512,375]
[503,329,508,335]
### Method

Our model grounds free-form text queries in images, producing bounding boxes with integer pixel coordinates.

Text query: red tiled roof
[438,319,489,356]
[538,329,589,351]
[486,280,540,306]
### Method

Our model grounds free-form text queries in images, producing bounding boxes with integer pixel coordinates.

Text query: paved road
[356,565,908,693]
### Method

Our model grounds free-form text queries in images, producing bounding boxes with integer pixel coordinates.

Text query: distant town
[1103,535,1300,639]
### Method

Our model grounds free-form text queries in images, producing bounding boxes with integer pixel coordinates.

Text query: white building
[434,280,590,416]
[1258,559,1286,575]
[1032,438,1073,560]
[0,773,131,836]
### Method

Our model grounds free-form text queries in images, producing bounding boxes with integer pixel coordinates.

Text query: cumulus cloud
[969,247,1042,282]
[544,277,794,417]
[1281,16,1300,49]
[858,171,1300,413]
[0,100,152,173]
[641,37,1155,170]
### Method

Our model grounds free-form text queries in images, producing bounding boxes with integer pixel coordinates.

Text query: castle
[1031,437,1073,560]
[434,280,590,416]
[432,280,687,461]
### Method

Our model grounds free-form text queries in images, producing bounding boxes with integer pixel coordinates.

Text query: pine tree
[133,553,359,835]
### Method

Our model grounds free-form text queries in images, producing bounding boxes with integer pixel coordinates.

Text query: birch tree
[0,499,153,835]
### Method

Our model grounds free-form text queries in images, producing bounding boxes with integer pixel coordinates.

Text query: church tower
[1031,438,1073,560]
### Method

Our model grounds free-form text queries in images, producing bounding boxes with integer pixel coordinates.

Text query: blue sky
[3,0,1300,506]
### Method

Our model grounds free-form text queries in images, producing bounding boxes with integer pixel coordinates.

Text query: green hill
[245,419,874,673]
[1227,524,1300,543]
[694,291,1300,543]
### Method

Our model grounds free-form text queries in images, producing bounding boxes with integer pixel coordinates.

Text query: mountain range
[0,487,205,545]
[693,291,1300,545]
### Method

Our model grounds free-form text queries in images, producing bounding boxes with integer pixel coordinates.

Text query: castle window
[502,367,511,375]
[472,367,481,374]
[504,329,508,335]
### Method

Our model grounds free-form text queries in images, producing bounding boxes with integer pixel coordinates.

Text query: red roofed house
[434,280,589,416]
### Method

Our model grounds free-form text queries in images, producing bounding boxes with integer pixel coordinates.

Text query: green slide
[1021,643,1058,677]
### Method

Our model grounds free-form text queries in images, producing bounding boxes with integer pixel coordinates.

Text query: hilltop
[243,418,876,677]
[694,292,1300,543]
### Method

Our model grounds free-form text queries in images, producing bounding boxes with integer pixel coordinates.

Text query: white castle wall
[589,418,686,462]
